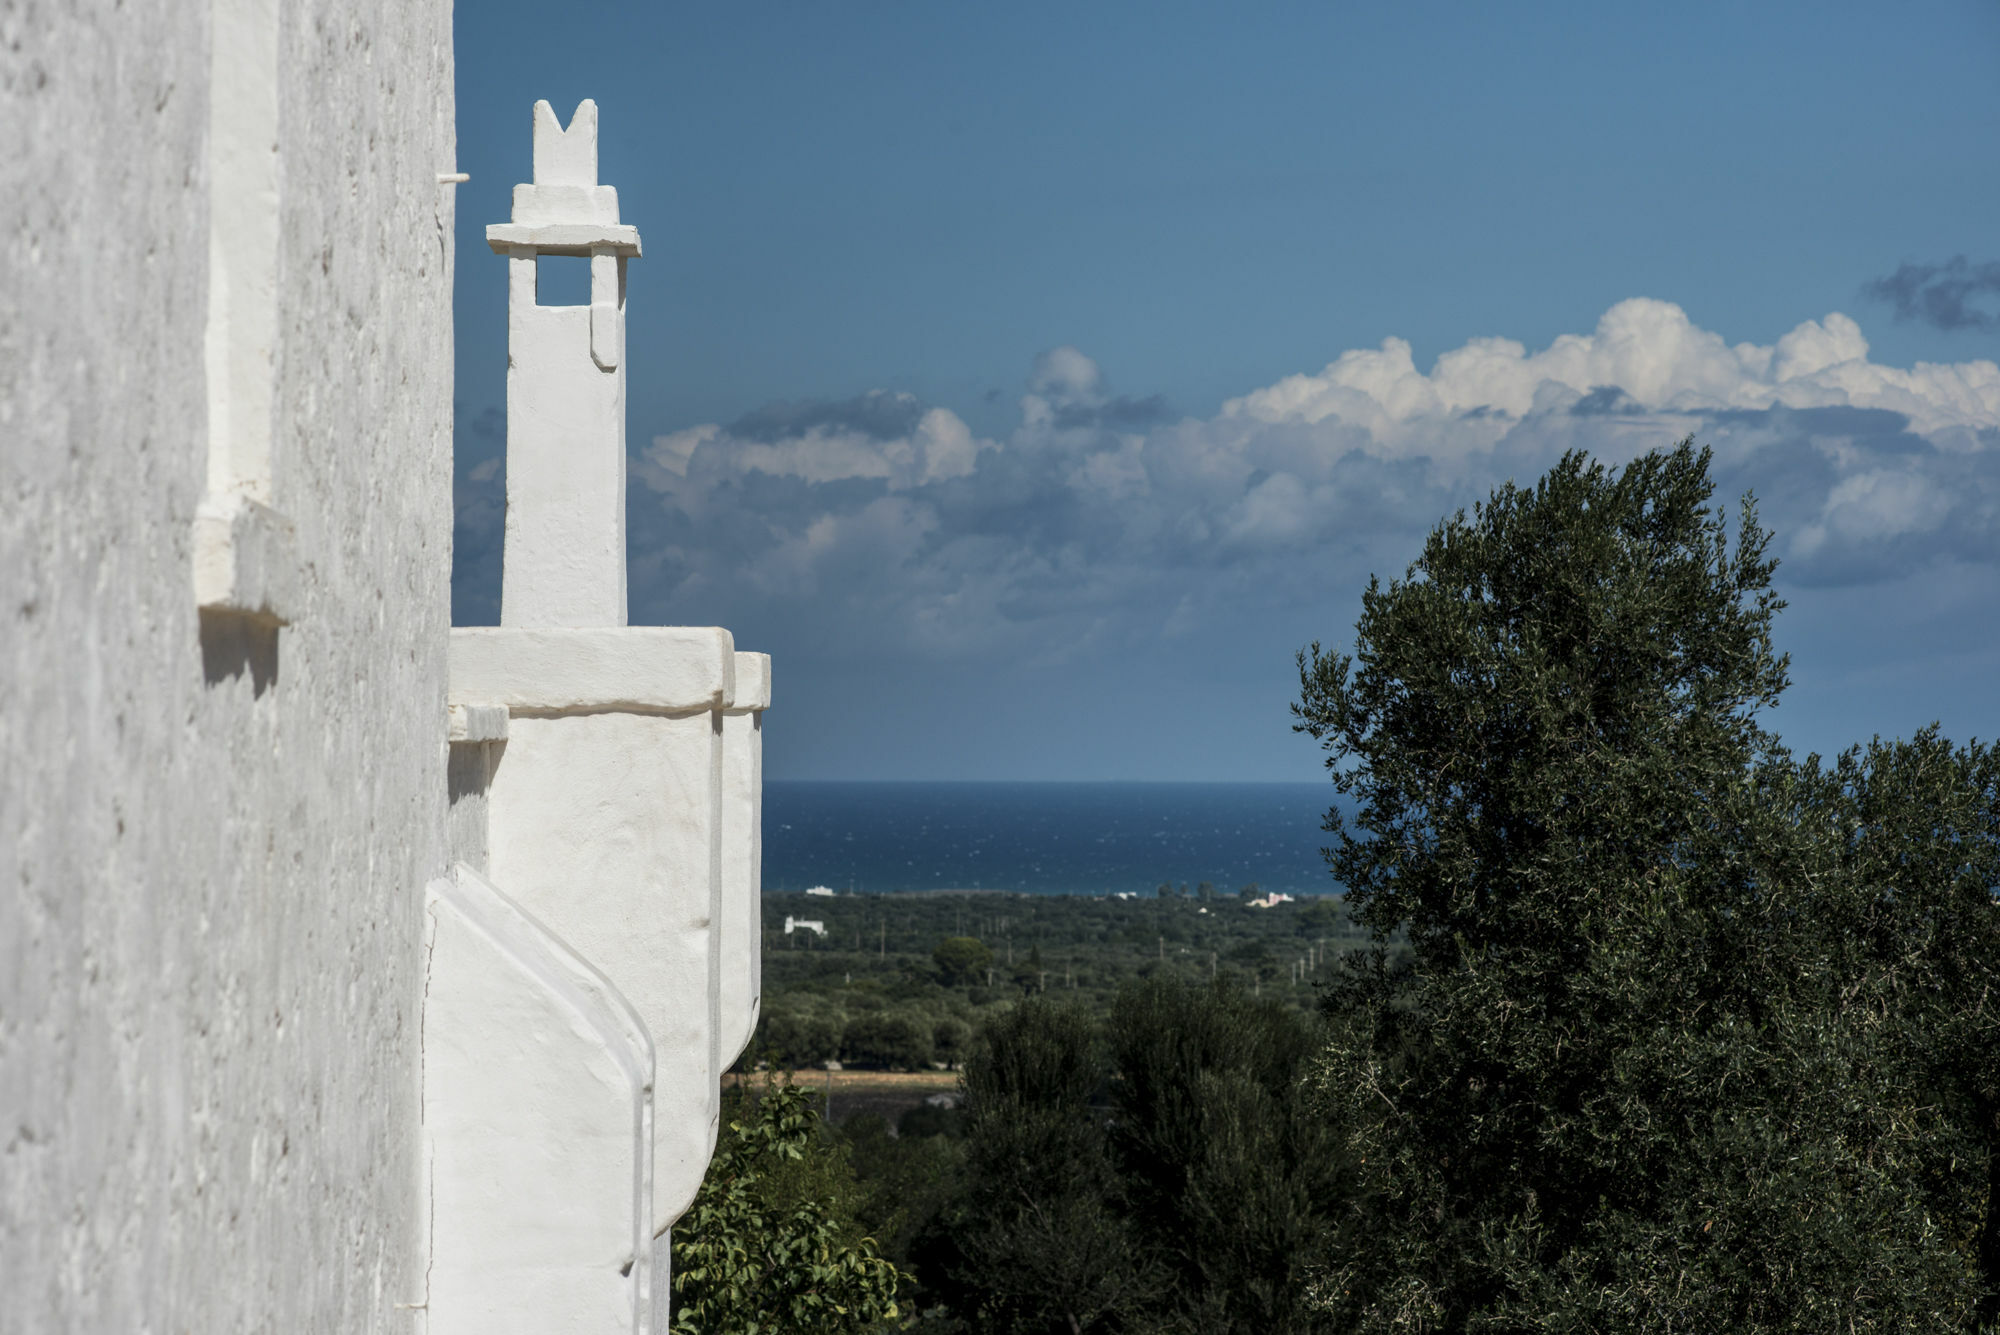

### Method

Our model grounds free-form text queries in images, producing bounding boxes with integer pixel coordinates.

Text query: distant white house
[784,916,827,937]
[804,886,836,897]
[1247,892,1296,909]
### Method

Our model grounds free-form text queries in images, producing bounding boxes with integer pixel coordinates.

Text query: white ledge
[450,627,735,714]
[511,184,620,226]
[728,652,772,712]
[448,703,510,743]
[193,494,297,624]
[486,222,641,257]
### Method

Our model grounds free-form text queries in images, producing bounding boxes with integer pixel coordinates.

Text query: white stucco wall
[424,866,657,1335]
[720,653,772,1067]
[0,2,456,1328]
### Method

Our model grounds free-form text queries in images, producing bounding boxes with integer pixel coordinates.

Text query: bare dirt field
[726,1068,962,1127]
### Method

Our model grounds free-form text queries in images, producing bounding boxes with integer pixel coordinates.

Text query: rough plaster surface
[0,2,455,1328]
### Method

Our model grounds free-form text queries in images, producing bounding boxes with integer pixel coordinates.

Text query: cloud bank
[460,300,2000,673]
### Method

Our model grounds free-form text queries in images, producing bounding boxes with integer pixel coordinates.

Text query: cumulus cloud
[1865,256,2000,333]
[1023,345,1174,432]
[460,300,2000,659]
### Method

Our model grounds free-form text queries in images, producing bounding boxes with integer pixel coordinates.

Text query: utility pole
[880,921,886,958]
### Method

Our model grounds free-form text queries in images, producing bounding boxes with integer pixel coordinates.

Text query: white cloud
[1795,469,1955,555]
[1027,345,1103,402]
[612,300,2000,658]
[1224,300,2000,440]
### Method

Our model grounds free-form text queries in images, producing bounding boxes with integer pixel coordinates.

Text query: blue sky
[453,1,2000,781]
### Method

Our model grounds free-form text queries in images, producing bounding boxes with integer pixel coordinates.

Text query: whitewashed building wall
[1,8,758,1332]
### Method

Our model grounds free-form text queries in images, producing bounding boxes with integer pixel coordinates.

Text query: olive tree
[1297,443,1997,1331]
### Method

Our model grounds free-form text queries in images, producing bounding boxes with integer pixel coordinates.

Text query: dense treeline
[751,887,1366,1071]
[677,443,2000,1333]
[681,979,1352,1333]
[914,982,1348,1333]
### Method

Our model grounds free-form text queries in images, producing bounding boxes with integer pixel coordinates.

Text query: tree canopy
[932,935,995,987]
[1296,442,2000,1331]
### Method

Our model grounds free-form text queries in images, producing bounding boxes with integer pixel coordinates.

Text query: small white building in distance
[805,884,838,896]
[785,916,830,937]
[4,12,763,1332]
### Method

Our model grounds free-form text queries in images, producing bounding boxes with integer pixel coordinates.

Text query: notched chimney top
[531,99,597,187]
[488,98,638,255]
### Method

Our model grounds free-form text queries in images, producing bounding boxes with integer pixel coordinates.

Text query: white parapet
[451,626,734,712]
[720,652,771,1067]
[423,864,655,1335]
[451,625,736,1238]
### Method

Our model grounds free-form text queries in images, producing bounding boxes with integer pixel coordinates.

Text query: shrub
[672,1078,903,1334]
[931,1016,972,1067]
[842,1012,934,1071]
[931,935,993,987]
[757,1008,842,1068]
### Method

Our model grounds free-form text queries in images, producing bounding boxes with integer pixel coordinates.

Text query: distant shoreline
[766,778,1327,787]
[766,779,1347,900]
[772,886,1343,899]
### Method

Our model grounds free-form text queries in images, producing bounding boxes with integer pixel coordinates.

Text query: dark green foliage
[842,1012,934,1071]
[756,1008,843,1069]
[926,1001,1156,1334]
[1812,730,2000,1324]
[931,1016,972,1066]
[671,1077,904,1334]
[933,935,995,986]
[1105,979,1348,1334]
[921,985,1347,1333]
[1296,443,2000,1330]
[839,1110,966,1317]
[897,1101,965,1141]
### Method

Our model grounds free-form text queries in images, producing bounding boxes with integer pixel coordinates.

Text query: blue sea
[764,781,1347,897]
